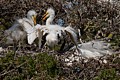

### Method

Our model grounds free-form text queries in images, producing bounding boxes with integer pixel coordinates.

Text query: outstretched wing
[27,28,38,44]
[27,24,43,45]
[64,26,78,45]
[5,19,25,44]
[64,26,81,53]
[18,18,39,45]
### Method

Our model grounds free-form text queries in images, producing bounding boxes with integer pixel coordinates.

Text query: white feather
[71,40,113,58]
[5,19,26,44]
[46,32,58,47]
[5,10,37,45]
[65,26,78,45]
[27,29,38,44]
[37,8,79,49]
[18,10,37,44]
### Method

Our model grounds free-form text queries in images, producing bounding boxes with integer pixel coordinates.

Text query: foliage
[0,51,59,79]
[94,68,120,80]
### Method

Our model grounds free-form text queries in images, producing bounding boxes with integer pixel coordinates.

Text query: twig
[0,60,28,77]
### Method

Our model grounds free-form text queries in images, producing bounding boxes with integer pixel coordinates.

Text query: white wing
[5,19,26,44]
[64,26,81,53]
[35,24,41,29]
[27,24,42,45]
[18,18,34,34]
[80,48,103,58]
[64,26,78,45]
[18,18,38,45]
[27,30,38,44]
[77,40,111,51]
[71,40,113,58]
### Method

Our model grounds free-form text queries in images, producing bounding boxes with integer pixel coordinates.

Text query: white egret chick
[5,10,37,48]
[17,10,38,45]
[42,8,55,25]
[5,19,26,45]
[35,8,80,52]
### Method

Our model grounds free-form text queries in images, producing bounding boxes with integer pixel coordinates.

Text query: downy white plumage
[17,10,38,45]
[35,8,80,51]
[5,10,37,45]
[5,20,26,44]
[71,40,112,58]
[64,40,113,66]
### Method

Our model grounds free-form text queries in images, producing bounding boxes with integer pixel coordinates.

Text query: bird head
[27,10,37,25]
[42,8,55,21]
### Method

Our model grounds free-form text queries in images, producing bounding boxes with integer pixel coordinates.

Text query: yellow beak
[42,12,48,21]
[32,15,36,25]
